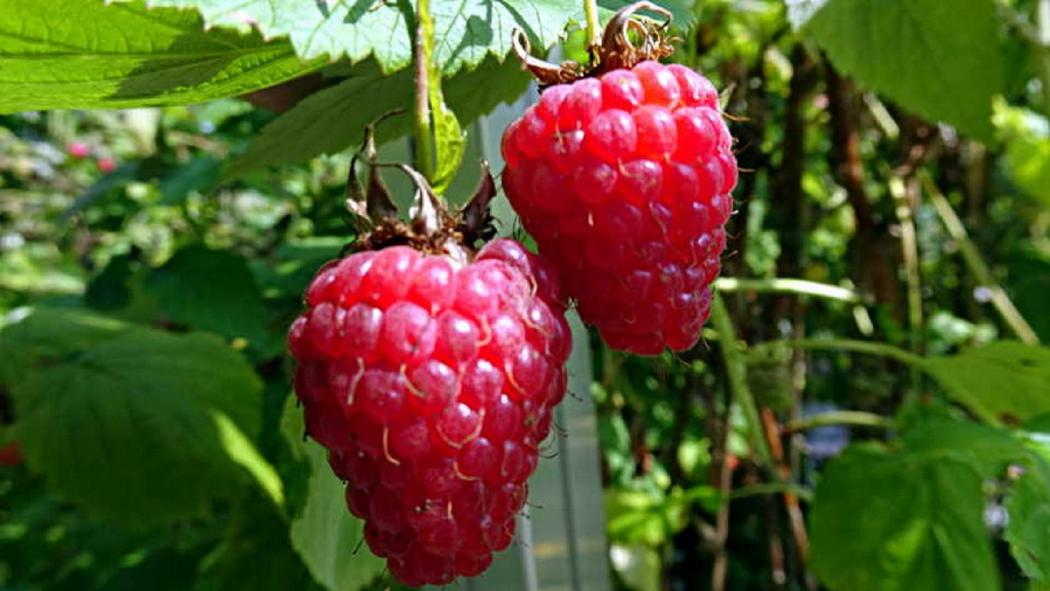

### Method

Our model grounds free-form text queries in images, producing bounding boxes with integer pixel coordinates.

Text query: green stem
[1040,0,1050,109]
[583,0,601,60]
[413,0,435,181]
[709,292,772,465]
[889,176,924,388]
[715,277,863,303]
[750,338,926,368]
[785,410,894,433]
[922,175,1040,344]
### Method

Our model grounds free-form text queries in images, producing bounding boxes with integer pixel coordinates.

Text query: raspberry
[501,61,734,354]
[66,141,90,159]
[288,239,571,587]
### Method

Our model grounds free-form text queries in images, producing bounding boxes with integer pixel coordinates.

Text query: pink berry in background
[67,141,90,159]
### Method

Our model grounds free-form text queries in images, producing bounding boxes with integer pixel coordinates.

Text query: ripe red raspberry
[500,60,735,354]
[287,239,571,587]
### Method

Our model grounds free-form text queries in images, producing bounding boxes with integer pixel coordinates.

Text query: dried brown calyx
[512,1,675,87]
[345,121,497,264]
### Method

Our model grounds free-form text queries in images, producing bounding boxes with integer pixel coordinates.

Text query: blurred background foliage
[1,0,1049,590]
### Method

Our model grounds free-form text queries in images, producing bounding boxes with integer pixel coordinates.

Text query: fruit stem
[413,0,436,182]
[583,0,601,62]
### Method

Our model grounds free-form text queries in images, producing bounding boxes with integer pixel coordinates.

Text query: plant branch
[710,292,773,465]
[750,338,926,368]
[826,64,899,313]
[784,410,894,433]
[889,176,924,387]
[709,291,772,591]
[761,409,811,570]
[715,278,863,303]
[710,398,734,591]
[922,175,1040,344]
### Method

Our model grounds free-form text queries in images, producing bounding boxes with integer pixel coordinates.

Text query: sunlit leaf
[0,0,322,112]
[280,397,386,591]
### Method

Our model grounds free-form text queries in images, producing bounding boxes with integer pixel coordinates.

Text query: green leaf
[604,487,696,547]
[280,396,386,591]
[994,101,1050,205]
[228,55,528,176]
[148,246,269,345]
[605,490,672,547]
[0,306,125,384]
[84,254,136,312]
[923,341,1050,425]
[900,413,1029,476]
[1005,458,1050,581]
[144,0,576,75]
[788,0,1000,139]
[158,155,223,205]
[5,308,269,523]
[419,0,466,194]
[251,237,346,301]
[810,443,1001,591]
[198,495,323,591]
[429,87,466,195]
[0,0,323,113]
[608,543,662,591]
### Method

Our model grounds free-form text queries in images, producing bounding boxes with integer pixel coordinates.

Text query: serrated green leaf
[810,443,1000,591]
[0,307,127,387]
[923,341,1050,424]
[0,0,323,113]
[148,246,269,345]
[6,308,267,523]
[144,0,576,75]
[1006,458,1050,581]
[280,396,386,591]
[228,55,528,176]
[788,0,1000,139]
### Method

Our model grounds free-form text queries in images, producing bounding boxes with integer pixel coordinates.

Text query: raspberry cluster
[287,239,571,587]
[501,60,736,354]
